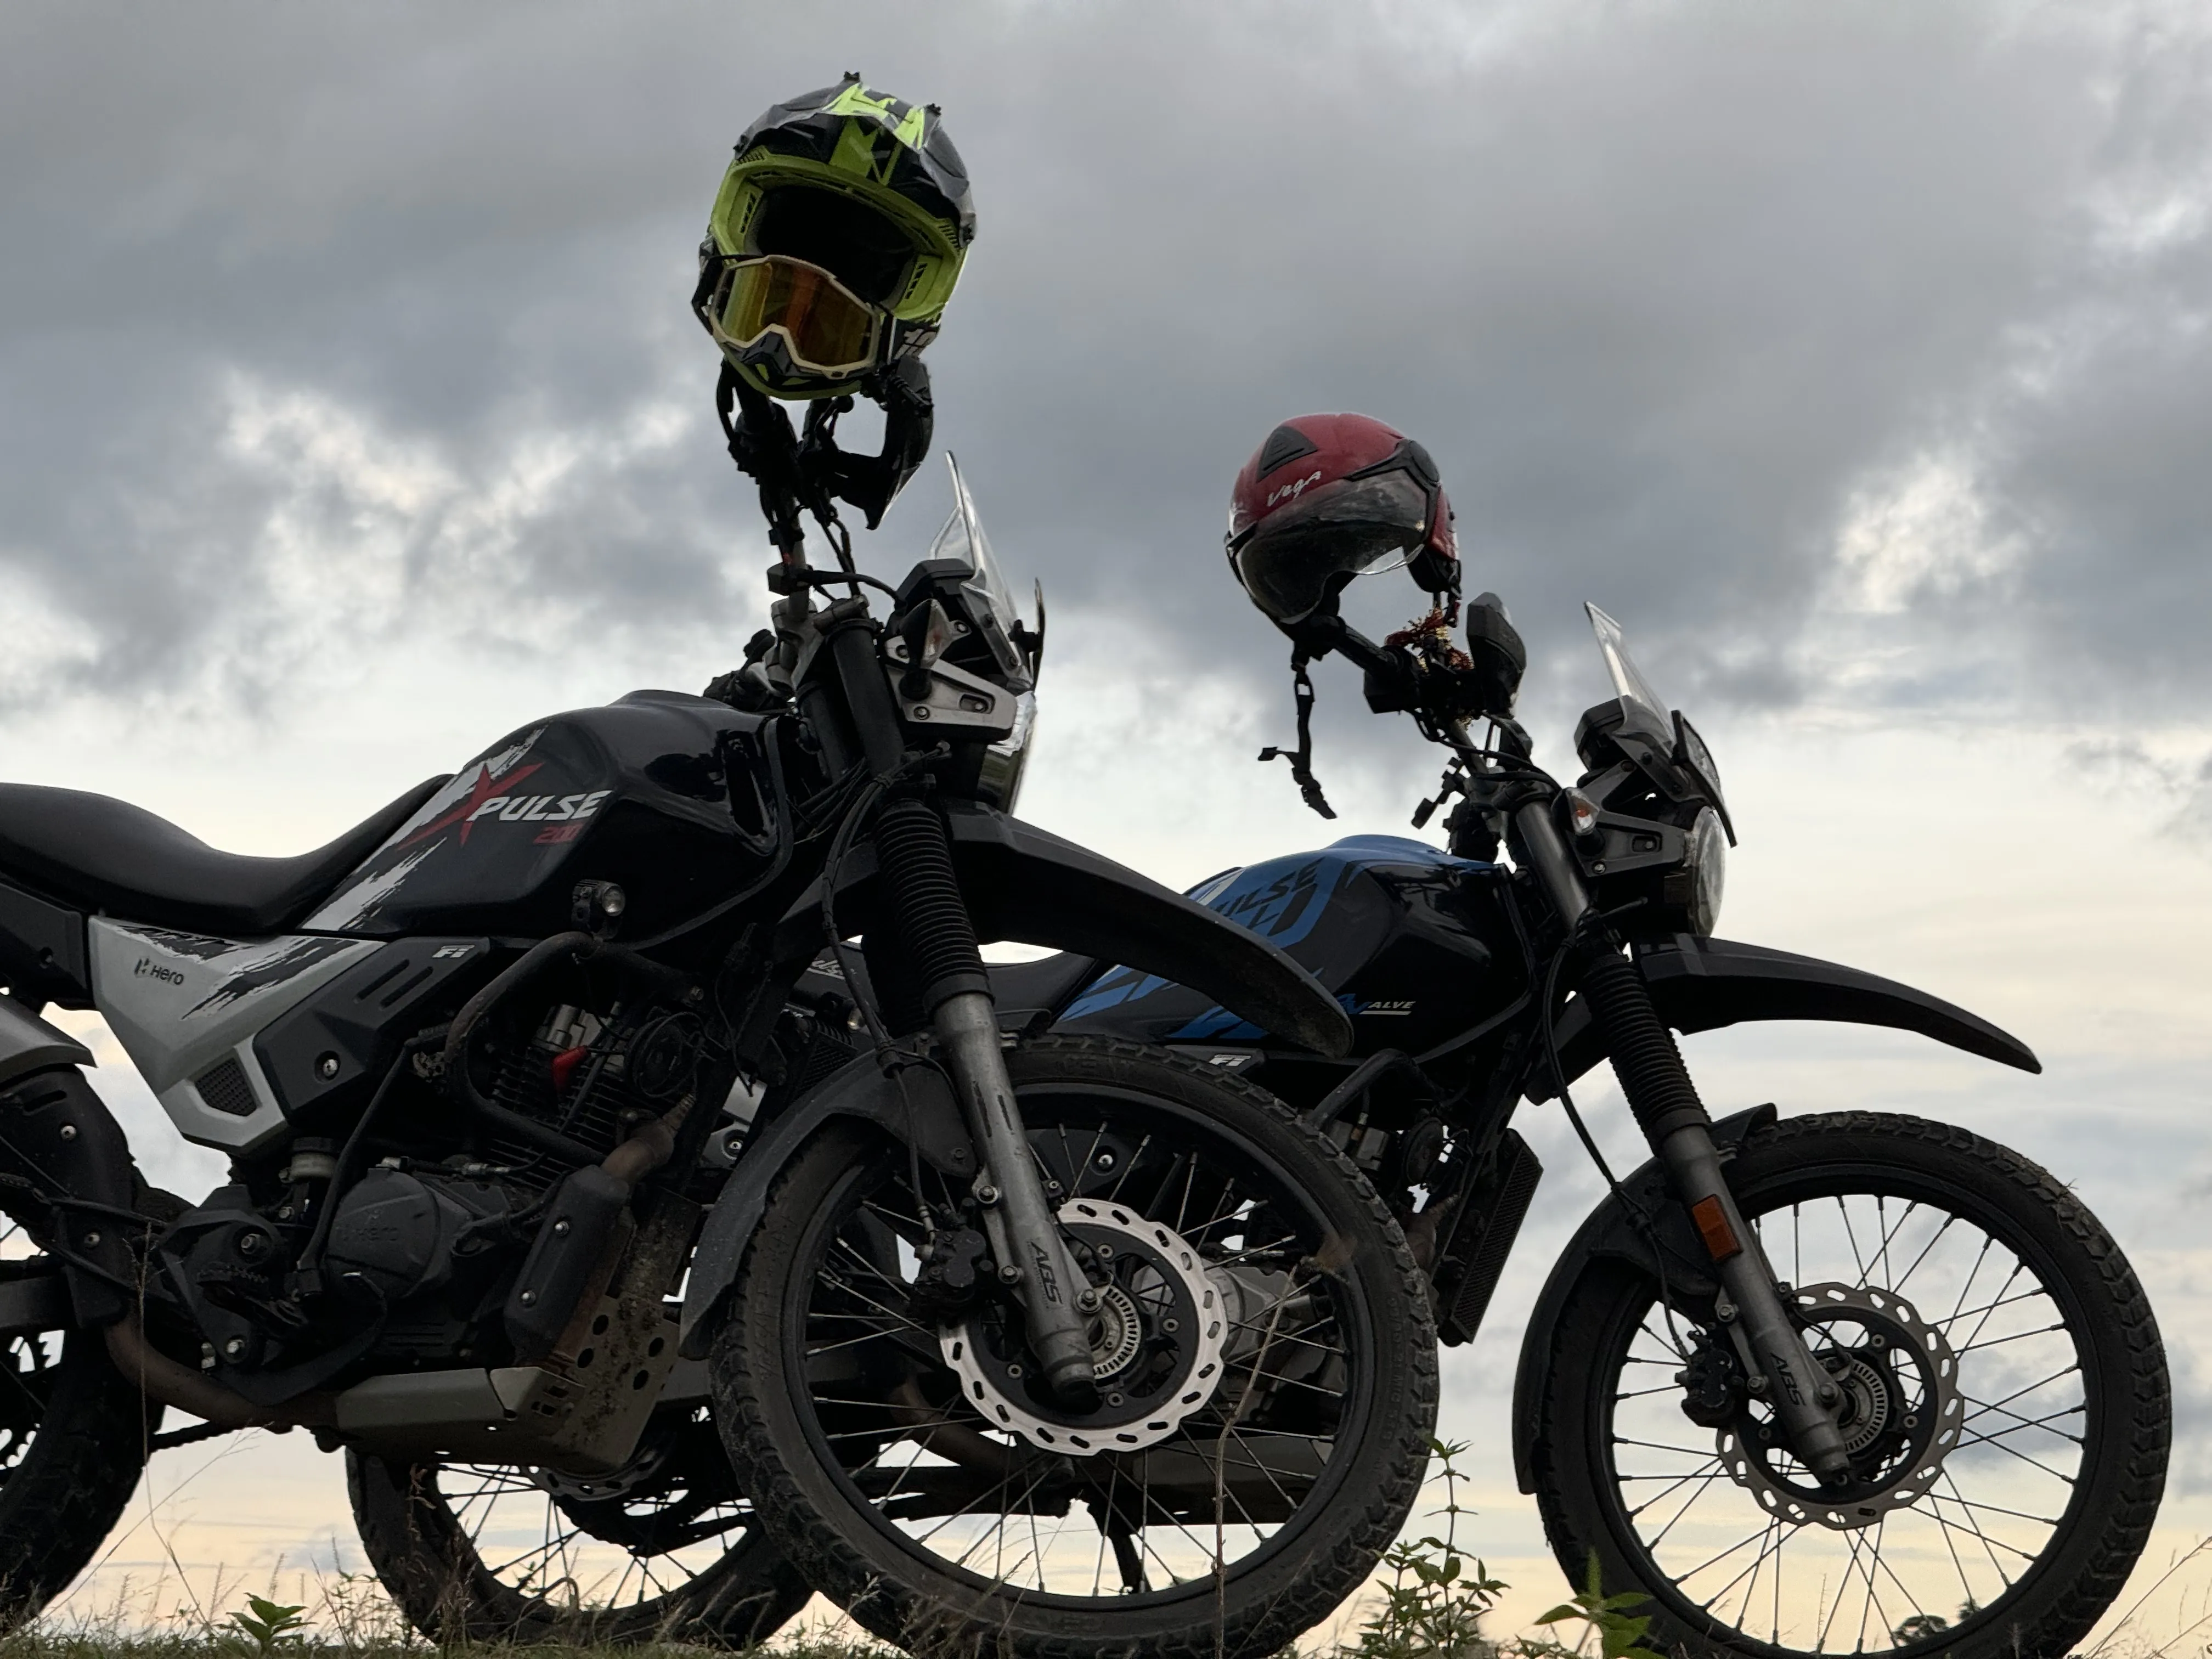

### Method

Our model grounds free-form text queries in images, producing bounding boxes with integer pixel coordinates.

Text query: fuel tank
[303,691,774,940]
[1057,834,1522,1056]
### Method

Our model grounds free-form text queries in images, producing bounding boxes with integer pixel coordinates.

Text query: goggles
[708,256,884,379]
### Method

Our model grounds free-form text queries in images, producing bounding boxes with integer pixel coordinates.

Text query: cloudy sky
[9,0,2212,1643]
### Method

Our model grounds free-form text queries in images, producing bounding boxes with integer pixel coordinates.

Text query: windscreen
[1584,603,1675,746]
[929,454,1030,686]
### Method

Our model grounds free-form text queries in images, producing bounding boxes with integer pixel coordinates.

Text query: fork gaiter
[872,799,991,1015]
[1575,948,1713,1146]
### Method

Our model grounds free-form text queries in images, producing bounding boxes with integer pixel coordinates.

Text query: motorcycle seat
[0,775,450,937]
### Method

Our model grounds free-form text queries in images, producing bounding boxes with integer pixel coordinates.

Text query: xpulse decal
[1215,862,1323,941]
[385,727,548,850]
[458,789,611,836]
[401,764,543,849]
[301,723,620,933]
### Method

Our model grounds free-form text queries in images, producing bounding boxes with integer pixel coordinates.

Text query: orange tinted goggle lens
[718,257,881,376]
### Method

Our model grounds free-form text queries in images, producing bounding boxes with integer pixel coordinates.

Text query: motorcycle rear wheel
[1527,1111,2168,1659]
[712,1035,1437,1659]
[0,1255,157,1632]
[346,1396,809,1646]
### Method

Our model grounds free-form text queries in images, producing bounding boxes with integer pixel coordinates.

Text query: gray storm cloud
[0,0,2207,735]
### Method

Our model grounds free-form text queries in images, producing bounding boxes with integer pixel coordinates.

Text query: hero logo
[133,959,187,985]
[1265,469,1324,510]
[465,789,612,847]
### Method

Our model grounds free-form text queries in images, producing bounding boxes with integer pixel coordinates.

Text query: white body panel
[89,920,379,1153]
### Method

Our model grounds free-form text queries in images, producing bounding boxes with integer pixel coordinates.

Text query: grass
[21,1441,2212,1659]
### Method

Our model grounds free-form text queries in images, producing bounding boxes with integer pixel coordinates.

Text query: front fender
[1509,1104,1775,1494]
[773,803,1353,1059]
[1530,934,2039,1100]
[676,1053,968,1358]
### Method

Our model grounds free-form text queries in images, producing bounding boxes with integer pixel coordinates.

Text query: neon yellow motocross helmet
[696,75,976,400]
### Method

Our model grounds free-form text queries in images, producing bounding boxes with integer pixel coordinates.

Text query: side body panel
[89,920,379,1152]
[303,691,775,941]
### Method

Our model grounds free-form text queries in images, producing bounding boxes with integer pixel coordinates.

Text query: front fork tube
[830,607,1101,1410]
[1513,802,1852,1485]
[1654,1125,1851,1481]
[932,990,1101,1407]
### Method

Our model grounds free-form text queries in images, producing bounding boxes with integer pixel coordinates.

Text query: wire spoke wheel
[347,1398,809,1645]
[714,1036,1436,1659]
[1531,1112,2168,1659]
[0,1244,63,1483]
[0,1238,157,1633]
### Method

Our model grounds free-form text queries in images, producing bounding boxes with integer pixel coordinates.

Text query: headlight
[976,691,1038,812]
[1684,806,1726,935]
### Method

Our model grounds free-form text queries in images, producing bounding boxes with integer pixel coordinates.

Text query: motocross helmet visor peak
[1227,413,1460,627]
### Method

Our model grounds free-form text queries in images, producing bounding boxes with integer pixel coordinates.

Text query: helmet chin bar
[714,354,935,579]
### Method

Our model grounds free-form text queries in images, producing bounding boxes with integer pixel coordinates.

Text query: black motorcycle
[1008,594,2172,1659]
[0,457,1434,1657]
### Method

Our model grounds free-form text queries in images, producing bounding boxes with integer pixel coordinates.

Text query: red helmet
[1226,413,1460,627]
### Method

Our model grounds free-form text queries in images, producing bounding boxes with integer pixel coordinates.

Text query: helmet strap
[809,354,935,531]
[715,355,936,584]
[716,363,818,583]
[1258,647,1337,820]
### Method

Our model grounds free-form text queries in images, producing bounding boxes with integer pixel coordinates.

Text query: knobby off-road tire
[712,1034,1438,1659]
[0,1276,162,1630]
[1527,1111,2168,1659]
[347,1402,811,1647]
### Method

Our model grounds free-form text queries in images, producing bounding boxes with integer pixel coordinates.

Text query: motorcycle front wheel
[710,1035,1438,1659]
[1527,1111,2169,1659]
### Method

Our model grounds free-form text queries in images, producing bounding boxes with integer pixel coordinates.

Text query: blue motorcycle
[990,592,2168,1659]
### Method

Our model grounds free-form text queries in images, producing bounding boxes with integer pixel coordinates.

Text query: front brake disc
[1714,1282,1964,1532]
[940,1198,1227,1455]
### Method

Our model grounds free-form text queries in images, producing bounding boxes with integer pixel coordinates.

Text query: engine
[150,975,720,1398]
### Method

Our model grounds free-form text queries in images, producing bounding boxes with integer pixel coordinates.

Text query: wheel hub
[1085,1282,1146,1380]
[1714,1282,1963,1531]
[1828,1350,1894,1458]
[941,1198,1226,1455]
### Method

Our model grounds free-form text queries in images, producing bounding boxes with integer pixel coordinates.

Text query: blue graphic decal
[1062,968,1172,1023]
[1066,835,1491,1031]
